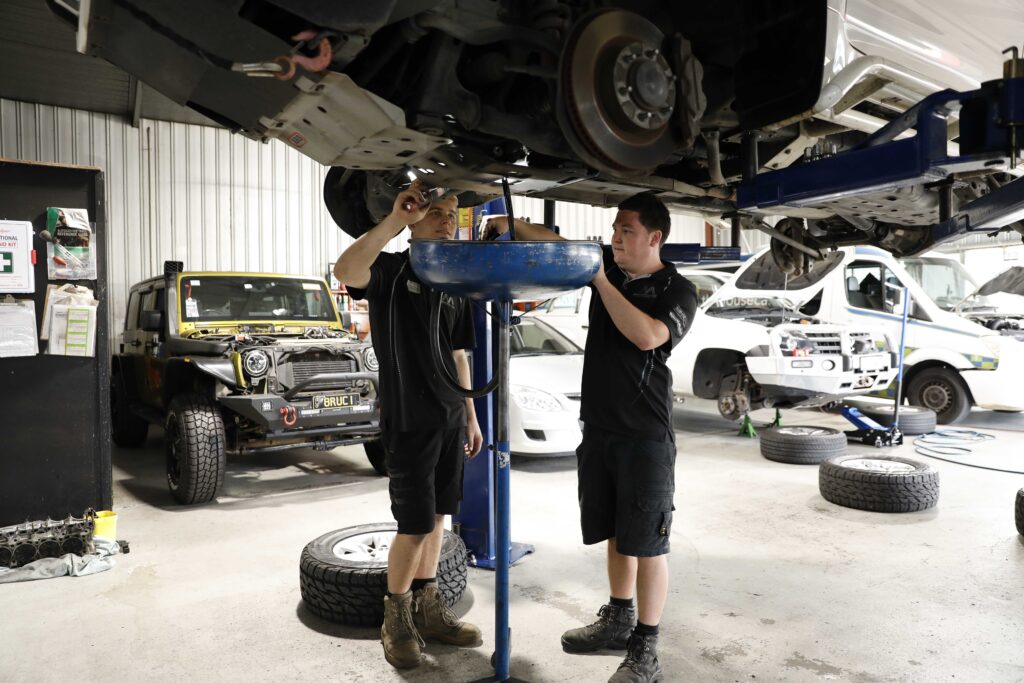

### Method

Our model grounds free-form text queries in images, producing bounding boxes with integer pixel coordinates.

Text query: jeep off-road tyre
[111,375,148,447]
[363,440,387,476]
[300,523,469,626]
[760,426,847,464]
[819,454,939,513]
[1016,489,1024,536]
[907,367,971,424]
[854,404,937,436]
[165,394,226,505]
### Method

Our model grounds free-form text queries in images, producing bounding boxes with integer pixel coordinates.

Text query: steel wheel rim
[920,381,953,414]
[778,426,834,437]
[841,457,917,474]
[331,531,395,563]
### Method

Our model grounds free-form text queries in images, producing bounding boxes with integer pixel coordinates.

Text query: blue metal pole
[892,287,911,427]
[495,298,512,680]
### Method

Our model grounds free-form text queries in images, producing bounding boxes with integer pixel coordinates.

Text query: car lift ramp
[737,71,1024,252]
[410,237,602,682]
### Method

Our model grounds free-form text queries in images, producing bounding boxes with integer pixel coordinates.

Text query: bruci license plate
[312,393,358,410]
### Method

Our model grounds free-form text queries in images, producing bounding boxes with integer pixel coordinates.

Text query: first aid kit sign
[0,220,35,293]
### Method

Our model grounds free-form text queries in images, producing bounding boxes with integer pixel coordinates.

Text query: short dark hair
[617,192,670,244]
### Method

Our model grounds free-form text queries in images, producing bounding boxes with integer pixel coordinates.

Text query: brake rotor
[559,10,680,176]
[770,217,813,277]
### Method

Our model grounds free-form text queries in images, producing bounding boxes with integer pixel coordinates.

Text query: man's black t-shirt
[346,251,475,432]
[580,247,698,441]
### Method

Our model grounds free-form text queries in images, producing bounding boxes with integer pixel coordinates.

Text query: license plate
[858,354,888,371]
[311,393,358,410]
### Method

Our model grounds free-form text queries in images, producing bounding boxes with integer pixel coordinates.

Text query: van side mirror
[140,310,163,332]
[339,311,352,330]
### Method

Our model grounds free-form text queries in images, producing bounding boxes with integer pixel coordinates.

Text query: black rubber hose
[429,292,499,399]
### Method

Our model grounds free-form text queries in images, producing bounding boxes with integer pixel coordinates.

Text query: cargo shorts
[576,426,676,557]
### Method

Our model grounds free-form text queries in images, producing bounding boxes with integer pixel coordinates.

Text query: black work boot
[561,603,636,653]
[608,632,662,683]
[381,591,424,669]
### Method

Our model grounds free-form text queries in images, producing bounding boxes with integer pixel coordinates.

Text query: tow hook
[279,405,297,426]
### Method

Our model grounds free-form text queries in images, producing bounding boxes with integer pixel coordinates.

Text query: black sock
[411,577,437,592]
[634,622,659,637]
[609,596,634,610]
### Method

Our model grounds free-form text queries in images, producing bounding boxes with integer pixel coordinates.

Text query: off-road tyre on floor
[363,440,387,476]
[819,454,939,512]
[1016,489,1024,536]
[906,367,972,425]
[760,426,847,464]
[854,404,937,436]
[165,394,226,505]
[300,522,468,626]
[111,374,148,447]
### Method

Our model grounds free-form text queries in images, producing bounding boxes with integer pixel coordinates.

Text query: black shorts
[576,427,676,557]
[384,427,465,535]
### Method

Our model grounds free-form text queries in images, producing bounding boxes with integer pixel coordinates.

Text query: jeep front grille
[290,358,358,389]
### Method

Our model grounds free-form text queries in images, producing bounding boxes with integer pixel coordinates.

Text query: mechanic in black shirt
[335,181,484,670]
[482,192,698,683]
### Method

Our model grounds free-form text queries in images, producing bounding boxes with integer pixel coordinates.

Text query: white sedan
[509,317,584,457]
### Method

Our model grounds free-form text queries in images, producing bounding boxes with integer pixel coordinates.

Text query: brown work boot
[381,591,424,669]
[412,582,483,647]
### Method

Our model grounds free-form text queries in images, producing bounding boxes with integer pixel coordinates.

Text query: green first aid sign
[0,220,35,293]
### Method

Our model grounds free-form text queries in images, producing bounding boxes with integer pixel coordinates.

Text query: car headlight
[981,334,1004,357]
[510,385,562,412]
[242,349,270,378]
[362,346,379,372]
[778,330,813,357]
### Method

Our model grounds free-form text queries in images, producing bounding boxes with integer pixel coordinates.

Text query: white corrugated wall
[1,97,731,341]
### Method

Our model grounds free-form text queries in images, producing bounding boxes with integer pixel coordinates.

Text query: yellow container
[93,510,118,541]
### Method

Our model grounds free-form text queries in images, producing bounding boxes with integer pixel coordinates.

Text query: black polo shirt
[346,250,475,432]
[580,247,698,441]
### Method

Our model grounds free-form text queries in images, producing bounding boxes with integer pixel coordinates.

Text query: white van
[712,247,1024,423]
[527,265,899,419]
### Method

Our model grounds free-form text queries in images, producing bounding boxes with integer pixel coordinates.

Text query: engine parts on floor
[299,523,468,626]
[0,511,95,569]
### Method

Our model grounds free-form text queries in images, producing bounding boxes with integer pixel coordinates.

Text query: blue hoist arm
[737,76,1024,254]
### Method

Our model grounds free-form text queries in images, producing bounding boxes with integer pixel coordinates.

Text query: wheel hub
[920,382,952,413]
[331,531,395,563]
[612,43,675,129]
[559,9,680,175]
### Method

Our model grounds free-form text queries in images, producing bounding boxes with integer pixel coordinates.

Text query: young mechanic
[483,192,698,683]
[335,181,484,670]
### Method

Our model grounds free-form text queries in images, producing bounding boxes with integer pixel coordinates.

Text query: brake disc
[770,217,814,277]
[558,9,680,176]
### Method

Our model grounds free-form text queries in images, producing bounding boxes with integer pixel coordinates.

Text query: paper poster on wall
[45,208,97,281]
[0,298,39,357]
[0,220,35,294]
[48,303,97,357]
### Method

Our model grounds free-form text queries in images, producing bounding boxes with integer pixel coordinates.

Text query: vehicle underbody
[56,0,1024,265]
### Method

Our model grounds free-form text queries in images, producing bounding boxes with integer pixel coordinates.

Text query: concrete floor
[3,402,1023,682]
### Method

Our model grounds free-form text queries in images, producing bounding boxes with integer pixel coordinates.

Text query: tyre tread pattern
[1015,489,1024,537]
[167,394,226,505]
[760,427,847,464]
[857,406,936,436]
[299,524,468,626]
[819,455,939,512]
